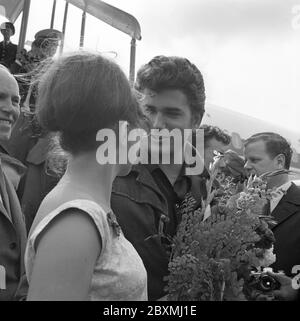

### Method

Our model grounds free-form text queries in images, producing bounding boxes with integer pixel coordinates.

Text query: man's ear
[275,154,286,169]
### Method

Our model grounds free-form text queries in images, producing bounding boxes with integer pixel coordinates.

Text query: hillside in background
[202,103,300,175]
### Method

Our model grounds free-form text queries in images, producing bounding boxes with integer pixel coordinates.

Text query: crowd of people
[0,21,299,301]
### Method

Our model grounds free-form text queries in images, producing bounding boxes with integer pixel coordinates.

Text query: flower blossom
[258,245,276,267]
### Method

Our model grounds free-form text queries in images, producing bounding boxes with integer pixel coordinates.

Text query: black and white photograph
[0,0,300,308]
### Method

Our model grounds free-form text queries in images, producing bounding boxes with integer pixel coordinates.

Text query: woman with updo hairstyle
[24,52,148,300]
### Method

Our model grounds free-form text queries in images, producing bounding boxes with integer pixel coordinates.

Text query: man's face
[140,89,197,158]
[1,28,13,42]
[0,69,20,141]
[141,89,195,130]
[204,137,229,169]
[42,39,59,58]
[244,140,281,176]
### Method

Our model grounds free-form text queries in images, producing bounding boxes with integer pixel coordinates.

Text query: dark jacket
[271,183,300,277]
[0,159,28,300]
[4,114,59,232]
[111,164,205,300]
[0,144,27,192]
[0,41,17,71]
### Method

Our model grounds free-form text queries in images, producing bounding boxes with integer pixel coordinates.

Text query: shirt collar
[270,181,292,213]
[274,181,292,193]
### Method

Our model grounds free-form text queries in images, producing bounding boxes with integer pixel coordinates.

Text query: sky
[1,0,300,133]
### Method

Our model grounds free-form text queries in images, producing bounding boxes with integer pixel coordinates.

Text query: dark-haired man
[244,132,300,300]
[201,124,231,170]
[112,56,206,300]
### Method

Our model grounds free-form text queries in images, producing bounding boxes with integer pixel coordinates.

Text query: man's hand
[267,271,298,301]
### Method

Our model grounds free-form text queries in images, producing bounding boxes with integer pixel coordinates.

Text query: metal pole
[59,1,69,54]
[18,0,31,52]
[79,9,87,48]
[50,0,57,29]
[129,38,136,85]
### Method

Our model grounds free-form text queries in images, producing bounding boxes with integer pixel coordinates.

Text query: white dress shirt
[270,181,292,213]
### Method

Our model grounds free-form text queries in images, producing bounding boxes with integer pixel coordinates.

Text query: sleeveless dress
[25,199,148,300]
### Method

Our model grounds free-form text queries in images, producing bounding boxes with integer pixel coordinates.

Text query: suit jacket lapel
[4,173,27,275]
[0,162,12,222]
[0,158,27,275]
[272,183,300,228]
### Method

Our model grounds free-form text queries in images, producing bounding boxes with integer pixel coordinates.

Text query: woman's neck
[60,152,117,212]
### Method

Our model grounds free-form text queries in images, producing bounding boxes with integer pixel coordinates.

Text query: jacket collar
[132,164,164,194]
[2,40,11,46]
[3,167,27,275]
[131,163,205,210]
[0,158,12,222]
[113,164,168,215]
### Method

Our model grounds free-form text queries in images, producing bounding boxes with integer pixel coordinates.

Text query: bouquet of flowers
[165,154,286,301]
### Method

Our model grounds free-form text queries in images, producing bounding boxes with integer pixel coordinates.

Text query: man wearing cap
[0,22,17,72]
[12,28,62,75]
[33,28,62,59]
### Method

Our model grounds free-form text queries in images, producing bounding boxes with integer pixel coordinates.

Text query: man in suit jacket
[0,22,17,72]
[244,132,300,301]
[0,65,27,300]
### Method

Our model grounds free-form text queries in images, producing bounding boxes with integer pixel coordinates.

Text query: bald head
[0,66,20,141]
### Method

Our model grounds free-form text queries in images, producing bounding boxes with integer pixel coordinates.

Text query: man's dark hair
[200,124,231,147]
[244,132,293,169]
[135,55,205,121]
